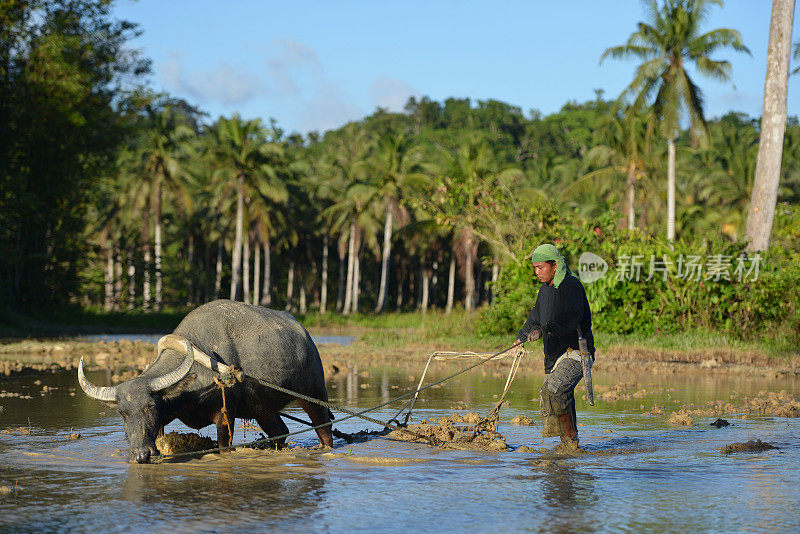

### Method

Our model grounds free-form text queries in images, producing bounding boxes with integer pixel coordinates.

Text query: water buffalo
[78,300,334,463]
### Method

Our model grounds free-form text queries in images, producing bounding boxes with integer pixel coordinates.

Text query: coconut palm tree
[745,0,795,251]
[601,0,749,241]
[139,105,196,309]
[425,135,500,311]
[318,126,381,314]
[210,115,288,301]
[371,130,428,312]
[579,107,654,230]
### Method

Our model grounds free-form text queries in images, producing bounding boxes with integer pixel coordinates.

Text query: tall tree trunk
[154,181,163,311]
[464,228,475,311]
[214,239,223,300]
[446,255,456,314]
[261,237,272,307]
[336,249,346,312]
[127,245,135,311]
[243,234,251,304]
[104,245,113,312]
[375,204,393,312]
[253,238,261,306]
[320,234,329,313]
[353,251,361,314]
[114,247,122,311]
[626,164,636,231]
[230,173,244,301]
[667,137,676,241]
[745,0,795,251]
[343,221,356,315]
[420,263,430,313]
[142,203,151,311]
[285,261,295,311]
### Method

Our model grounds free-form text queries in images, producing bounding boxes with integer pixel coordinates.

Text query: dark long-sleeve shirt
[516,273,595,373]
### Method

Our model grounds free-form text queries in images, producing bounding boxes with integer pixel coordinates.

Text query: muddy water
[1,365,799,532]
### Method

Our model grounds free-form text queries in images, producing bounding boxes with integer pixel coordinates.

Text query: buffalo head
[78,337,196,463]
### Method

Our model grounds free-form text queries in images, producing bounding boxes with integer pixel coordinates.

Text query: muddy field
[2,334,799,380]
[1,359,798,532]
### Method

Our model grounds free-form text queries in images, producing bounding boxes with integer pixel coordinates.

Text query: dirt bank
[1,335,798,381]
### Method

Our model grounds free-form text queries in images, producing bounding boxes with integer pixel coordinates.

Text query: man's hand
[527,327,543,342]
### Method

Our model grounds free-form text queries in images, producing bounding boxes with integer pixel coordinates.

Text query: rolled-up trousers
[540,351,583,438]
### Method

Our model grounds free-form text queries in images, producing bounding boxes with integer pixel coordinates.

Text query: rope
[212,377,233,446]
[154,339,524,462]
[470,346,525,438]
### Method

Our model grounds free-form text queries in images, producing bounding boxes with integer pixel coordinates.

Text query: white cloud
[265,38,323,96]
[370,77,421,112]
[161,54,264,105]
[298,82,364,133]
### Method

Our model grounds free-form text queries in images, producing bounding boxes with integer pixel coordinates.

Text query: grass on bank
[298,309,797,360]
[1,306,796,360]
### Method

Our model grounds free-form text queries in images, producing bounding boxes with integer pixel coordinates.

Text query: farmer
[513,243,594,445]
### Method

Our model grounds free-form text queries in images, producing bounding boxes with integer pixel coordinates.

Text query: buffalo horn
[77,356,117,402]
[159,334,235,375]
[148,337,195,392]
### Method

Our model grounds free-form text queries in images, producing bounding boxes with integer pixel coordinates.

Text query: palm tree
[140,106,196,310]
[211,115,288,301]
[319,125,379,315]
[371,130,427,312]
[745,0,795,251]
[579,107,654,230]
[601,0,749,241]
[424,135,499,311]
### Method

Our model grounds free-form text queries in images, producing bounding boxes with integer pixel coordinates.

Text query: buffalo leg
[256,413,289,450]
[297,399,334,447]
[213,411,234,448]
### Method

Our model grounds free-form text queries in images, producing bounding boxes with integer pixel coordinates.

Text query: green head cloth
[530,243,571,288]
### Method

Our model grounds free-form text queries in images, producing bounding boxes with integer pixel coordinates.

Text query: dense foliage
[0,0,148,311]
[480,206,800,347]
[1,0,798,353]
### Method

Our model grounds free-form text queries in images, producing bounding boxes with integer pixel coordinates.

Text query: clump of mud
[156,432,216,456]
[387,412,508,451]
[595,382,668,402]
[1,426,32,435]
[510,415,536,426]
[551,440,586,455]
[663,390,800,420]
[667,409,693,426]
[720,439,778,454]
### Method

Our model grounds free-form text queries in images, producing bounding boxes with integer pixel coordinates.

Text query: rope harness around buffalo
[212,376,233,447]
[155,339,525,463]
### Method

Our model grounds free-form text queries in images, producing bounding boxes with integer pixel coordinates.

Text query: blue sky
[114,0,800,135]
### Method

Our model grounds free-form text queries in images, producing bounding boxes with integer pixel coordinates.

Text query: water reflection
[121,460,329,531]
[1,365,798,533]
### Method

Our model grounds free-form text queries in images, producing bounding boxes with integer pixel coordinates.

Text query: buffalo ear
[159,372,197,402]
[102,400,118,409]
